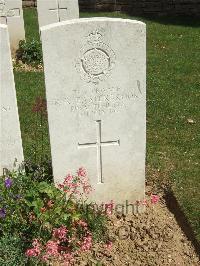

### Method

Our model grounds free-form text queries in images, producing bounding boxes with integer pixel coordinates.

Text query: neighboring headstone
[0,24,24,175]
[0,0,25,51]
[37,0,79,28]
[41,18,146,206]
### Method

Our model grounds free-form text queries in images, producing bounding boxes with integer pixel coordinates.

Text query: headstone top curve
[37,0,79,28]
[40,17,146,32]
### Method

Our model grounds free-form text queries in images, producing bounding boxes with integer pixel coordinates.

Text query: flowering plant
[0,170,31,235]
[0,166,109,265]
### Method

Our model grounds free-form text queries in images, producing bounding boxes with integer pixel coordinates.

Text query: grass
[23,7,40,41]
[16,8,200,244]
[15,71,50,162]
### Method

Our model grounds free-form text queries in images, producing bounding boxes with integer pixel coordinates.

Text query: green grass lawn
[16,8,200,244]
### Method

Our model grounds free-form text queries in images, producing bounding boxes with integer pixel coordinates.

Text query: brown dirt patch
[75,194,200,266]
[13,59,43,72]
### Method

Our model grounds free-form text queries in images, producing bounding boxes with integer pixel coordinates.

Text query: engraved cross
[78,120,120,184]
[49,0,68,22]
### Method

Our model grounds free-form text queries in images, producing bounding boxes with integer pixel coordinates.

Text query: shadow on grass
[115,11,200,27]
[82,10,200,27]
[164,190,200,258]
[136,15,200,27]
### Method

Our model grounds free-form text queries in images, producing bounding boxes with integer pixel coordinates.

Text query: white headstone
[0,24,24,175]
[41,18,146,205]
[37,0,79,28]
[0,0,25,51]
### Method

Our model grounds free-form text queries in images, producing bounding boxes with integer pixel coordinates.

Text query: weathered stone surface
[0,0,25,51]
[41,18,146,205]
[37,0,79,28]
[0,24,24,175]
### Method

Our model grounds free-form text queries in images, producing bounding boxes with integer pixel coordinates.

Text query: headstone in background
[41,18,146,206]
[0,0,25,51]
[37,0,79,28]
[0,24,24,175]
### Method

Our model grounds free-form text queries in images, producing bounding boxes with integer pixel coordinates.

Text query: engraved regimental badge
[76,29,116,84]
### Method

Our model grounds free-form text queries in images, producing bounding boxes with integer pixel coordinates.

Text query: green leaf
[38,182,56,198]
[54,207,62,215]
[63,213,71,221]
[37,181,49,192]
[72,213,81,222]
[31,199,44,215]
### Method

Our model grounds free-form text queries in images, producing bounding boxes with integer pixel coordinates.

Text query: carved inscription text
[48,81,143,117]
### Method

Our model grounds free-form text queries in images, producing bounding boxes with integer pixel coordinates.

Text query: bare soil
[13,59,43,72]
[76,193,200,266]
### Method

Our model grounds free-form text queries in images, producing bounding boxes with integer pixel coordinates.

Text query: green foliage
[23,8,40,42]
[16,39,43,66]
[0,235,27,266]
[0,167,109,264]
[24,159,53,183]
[0,170,33,236]
[81,204,109,242]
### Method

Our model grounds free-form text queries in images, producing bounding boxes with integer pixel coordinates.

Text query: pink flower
[141,199,148,206]
[62,253,75,265]
[25,239,41,257]
[53,226,68,241]
[77,167,87,177]
[105,200,114,215]
[151,194,159,204]
[32,239,41,247]
[105,241,113,250]
[58,183,64,189]
[59,168,93,196]
[83,184,92,194]
[62,174,81,194]
[63,174,74,187]
[47,200,54,208]
[80,174,93,195]
[80,234,92,251]
[26,248,38,257]
[77,220,88,228]
[45,240,59,257]
[42,254,49,262]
